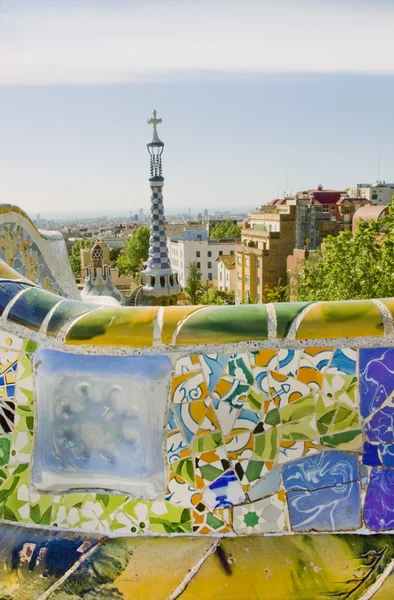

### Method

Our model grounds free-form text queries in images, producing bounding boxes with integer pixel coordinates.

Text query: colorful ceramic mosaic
[0,325,393,541]
[0,222,64,295]
[2,243,394,598]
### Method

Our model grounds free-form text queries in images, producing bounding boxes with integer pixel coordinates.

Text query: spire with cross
[140,110,181,305]
[147,109,164,177]
[147,109,163,145]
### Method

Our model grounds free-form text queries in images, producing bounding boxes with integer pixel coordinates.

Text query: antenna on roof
[377,148,381,184]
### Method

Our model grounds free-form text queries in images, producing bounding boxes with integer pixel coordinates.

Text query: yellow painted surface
[161,306,202,345]
[0,260,30,282]
[66,307,158,347]
[297,300,384,340]
[114,537,214,600]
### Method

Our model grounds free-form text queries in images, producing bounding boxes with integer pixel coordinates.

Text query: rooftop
[216,254,236,270]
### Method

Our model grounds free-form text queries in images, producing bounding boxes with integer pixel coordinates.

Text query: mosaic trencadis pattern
[1,335,394,538]
[0,222,63,295]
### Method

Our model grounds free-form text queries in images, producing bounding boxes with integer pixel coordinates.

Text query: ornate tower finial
[147,109,163,144]
[147,110,164,177]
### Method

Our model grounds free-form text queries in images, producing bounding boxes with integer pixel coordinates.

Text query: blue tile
[363,442,381,466]
[282,451,359,492]
[0,281,32,317]
[330,349,356,375]
[32,350,172,498]
[287,481,361,532]
[380,444,394,467]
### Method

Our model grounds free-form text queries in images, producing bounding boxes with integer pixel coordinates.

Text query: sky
[1,0,394,218]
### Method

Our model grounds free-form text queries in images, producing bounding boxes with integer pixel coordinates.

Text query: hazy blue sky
[1,0,394,217]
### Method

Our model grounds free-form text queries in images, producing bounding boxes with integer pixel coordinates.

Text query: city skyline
[1,0,394,217]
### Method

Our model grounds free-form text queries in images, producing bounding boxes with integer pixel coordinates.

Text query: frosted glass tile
[32,350,171,498]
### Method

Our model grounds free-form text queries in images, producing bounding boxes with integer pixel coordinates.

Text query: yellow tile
[296,300,384,340]
[66,307,158,347]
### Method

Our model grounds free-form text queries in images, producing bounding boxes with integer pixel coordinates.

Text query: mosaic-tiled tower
[141,110,181,305]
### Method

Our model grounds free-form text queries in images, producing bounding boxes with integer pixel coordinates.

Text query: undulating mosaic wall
[2,253,394,598]
[0,205,79,300]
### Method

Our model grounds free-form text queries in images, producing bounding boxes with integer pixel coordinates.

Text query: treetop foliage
[293,202,394,302]
[116,226,150,275]
[210,220,241,239]
[69,238,94,273]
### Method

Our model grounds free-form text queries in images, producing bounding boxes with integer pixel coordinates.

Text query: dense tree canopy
[116,226,150,275]
[293,203,394,301]
[109,247,121,267]
[210,220,241,239]
[69,238,93,273]
[185,262,235,305]
[185,261,202,304]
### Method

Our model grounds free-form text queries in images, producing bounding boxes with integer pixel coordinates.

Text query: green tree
[199,282,235,305]
[109,247,121,267]
[69,238,93,273]
[293,203,394,301]
[210,220,241,239]
[264,279,290,303]
[116,226,150,275]
[185,261,203,304]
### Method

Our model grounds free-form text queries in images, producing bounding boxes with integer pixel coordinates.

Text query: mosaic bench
[2,259,394,598]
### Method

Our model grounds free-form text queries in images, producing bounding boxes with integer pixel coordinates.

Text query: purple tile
[365,469,394,531]
[360,348,394,418]
[365,407,394,443]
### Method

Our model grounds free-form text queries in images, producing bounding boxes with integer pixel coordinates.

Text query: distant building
[236,206,296,303]
[80,241,133,296]
[168,227,237,287]
[270,185,371,250]
[352,204,388,234]
[348,183,394,206]
[81,242,125,306]
[217,254,236,293]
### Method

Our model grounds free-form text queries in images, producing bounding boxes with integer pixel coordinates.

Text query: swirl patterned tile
[360,348,394,417]
[282,451,359,492]
[287,481,361,532]
[365,469,394,531]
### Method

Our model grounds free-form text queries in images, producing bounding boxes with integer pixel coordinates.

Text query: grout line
[167,537,223,600]
[358,557,394,600]
[373,299,394,336]
[36,535,109,600]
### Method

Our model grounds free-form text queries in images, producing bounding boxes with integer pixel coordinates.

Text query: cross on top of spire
[147,109,163,144]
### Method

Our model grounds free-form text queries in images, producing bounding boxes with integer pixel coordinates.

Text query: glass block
[32,350,172,498]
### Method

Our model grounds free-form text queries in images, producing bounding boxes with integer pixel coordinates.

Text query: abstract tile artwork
[0,222,63,295]
[0,336,394,539]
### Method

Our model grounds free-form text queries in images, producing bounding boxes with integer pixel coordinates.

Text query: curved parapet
[1,266,394,597]
[0,204,79,299]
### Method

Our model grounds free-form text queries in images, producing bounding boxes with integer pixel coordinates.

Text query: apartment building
[217,255,236,293]
[168,228,237,287]
[348,182,394,206]
[236,205,296,303]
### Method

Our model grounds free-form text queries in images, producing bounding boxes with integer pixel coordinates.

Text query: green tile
[274,302,310,338]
